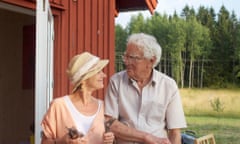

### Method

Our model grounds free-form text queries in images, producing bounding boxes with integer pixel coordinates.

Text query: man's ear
[150,56,157,65]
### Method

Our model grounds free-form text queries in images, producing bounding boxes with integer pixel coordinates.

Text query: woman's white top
[64,96,101,135]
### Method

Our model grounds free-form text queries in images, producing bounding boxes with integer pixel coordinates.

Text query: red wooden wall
[2,0,115,100]
[2,0,157,100]
[51,0,116,100]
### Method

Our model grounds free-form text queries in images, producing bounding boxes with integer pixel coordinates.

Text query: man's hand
[144,134,171,144]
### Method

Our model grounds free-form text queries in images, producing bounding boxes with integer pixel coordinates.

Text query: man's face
[122,44,154,81]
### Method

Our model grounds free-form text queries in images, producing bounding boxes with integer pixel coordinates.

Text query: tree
[167,16,186,87]
[185,16,205,88]
[115,24,128,72]
[148,13,170,73]
[229,12,240,84]
[115,5,240,88]
[127,13,146,34]
[115,24,128,52]
[211,6,233,87]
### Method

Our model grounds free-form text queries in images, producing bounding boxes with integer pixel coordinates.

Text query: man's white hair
[127,33,162,68]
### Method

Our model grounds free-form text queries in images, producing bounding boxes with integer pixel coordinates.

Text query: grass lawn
[180,88,240,144]
[183,116,240,144]
[180,88,240,118]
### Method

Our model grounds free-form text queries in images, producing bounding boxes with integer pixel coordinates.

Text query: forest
[115,5,240,88]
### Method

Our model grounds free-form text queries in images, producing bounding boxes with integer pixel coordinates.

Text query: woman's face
[85,70,106,91]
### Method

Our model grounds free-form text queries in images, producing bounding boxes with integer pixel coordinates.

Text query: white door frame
[35,0,54,143]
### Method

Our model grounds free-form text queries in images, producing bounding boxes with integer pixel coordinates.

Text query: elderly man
[104,33,186,144]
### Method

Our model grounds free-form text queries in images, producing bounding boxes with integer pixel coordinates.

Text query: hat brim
[72,59,109,93]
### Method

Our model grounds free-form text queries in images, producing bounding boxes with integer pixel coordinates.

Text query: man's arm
[168,129,181,144]
[105,116,171,144]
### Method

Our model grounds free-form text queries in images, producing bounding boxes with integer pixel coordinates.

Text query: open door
[35,0,54,143]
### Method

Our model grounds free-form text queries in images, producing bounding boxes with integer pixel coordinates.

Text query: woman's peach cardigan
[41,96,105,144]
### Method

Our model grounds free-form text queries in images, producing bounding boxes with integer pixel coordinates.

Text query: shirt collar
[127,70,157,87]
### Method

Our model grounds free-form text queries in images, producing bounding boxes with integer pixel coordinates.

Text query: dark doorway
[0,4,35,144]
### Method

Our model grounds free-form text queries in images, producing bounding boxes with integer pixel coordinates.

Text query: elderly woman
[41,52,114,144]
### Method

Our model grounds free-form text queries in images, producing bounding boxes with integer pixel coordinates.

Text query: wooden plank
[194,134,216,144]
[91,0,98,55]
[59,1,70,96]
[108,0,116,77]
[69,1,77,56]
[77,0,84,54]
[53,14,62,97]
[51,6,69,97]
[84,0,91,52]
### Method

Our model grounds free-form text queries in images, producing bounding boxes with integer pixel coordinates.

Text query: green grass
[180,88,240,118]
[183,116,240,144]
[180,88,240,144]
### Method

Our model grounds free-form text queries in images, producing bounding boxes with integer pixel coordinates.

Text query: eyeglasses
[121,54,145,63]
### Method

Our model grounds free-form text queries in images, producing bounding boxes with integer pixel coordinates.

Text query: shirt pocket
[145,101,166,125]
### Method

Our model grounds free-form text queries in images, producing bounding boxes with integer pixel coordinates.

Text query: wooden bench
[194,134,216,144]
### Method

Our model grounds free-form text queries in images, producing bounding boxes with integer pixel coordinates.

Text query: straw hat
[66,52,109,92]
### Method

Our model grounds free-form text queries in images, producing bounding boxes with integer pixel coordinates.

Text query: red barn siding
[1,0,155,100]
[52,0,116,99]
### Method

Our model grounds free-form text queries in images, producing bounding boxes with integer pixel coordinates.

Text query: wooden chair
[194,134,216,144]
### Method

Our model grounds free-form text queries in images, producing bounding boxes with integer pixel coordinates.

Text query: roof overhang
[115,0,158,16]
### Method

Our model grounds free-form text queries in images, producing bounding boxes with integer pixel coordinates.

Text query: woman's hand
[57,133,88,144]
[103,132,115,144]
[41,131,87,144]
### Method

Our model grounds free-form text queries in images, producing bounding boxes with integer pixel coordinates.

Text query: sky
[115,0,240,28]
